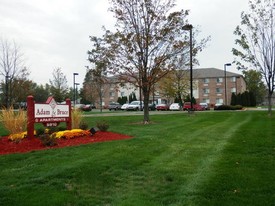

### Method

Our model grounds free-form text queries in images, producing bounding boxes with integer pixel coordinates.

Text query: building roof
[193,68,243,78]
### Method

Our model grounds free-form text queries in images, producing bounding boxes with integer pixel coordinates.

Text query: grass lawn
[0,111,274,205]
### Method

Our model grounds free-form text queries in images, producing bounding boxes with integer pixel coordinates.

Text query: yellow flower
[52,129,87,139]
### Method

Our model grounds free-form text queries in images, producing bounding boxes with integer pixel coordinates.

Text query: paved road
[82,107,267,117]
[82,109,186,117]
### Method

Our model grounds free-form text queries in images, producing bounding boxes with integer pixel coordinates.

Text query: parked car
[108,102,122,111]
[126,101,144,111]
[74,104,85,110]
[156,103,169,111]
[183,102,192,111]
[149,103,156,111]
[121,103,129,110]
[169,103,182,111]
[82,104,92,111]
[183,102,205,111]
[199,103,210,110]
[195,104,205,111]
[214,103,223,110]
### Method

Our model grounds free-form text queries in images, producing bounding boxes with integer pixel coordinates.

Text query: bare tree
[232,0,275,116]
[83,67,108,112]
[0,38,30,107]
[89,0,209,123]
[49,68,69,102]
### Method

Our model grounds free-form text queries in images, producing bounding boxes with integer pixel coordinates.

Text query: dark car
[149,103,156,111]
[108,102,122,111]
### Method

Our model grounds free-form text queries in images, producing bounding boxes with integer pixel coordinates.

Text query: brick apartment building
[193,68,246,106]
[100,68,246,107]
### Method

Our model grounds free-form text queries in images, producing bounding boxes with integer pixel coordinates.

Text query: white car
[169,103,182,111]
[199,103,210,110]
[121,103,129,110]
[126,101,144,111]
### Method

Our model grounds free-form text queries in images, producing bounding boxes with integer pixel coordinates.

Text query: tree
[232,0,275,115]
[82,67,108,112]
[242,69,266,105]
[158,69,189,105]
[10,78,34,103]
[33,83,51,102]
[129,92,137,103]
[89,0,209,123]
[0,38,30,107]
[49,68,69,102]
[117,96,127,104]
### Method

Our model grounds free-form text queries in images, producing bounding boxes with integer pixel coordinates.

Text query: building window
[231,77,236,82]
[204,78,209,83]
[202,98,210,103]
[203,88,210,94]
[231,88,236,93]
[216,77,223,83]
[121,92,125,97]
[216,98,223,104]
[216,88,223,93]
[109,92,115,97]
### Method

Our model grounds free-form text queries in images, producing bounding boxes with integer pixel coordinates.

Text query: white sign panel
[34,104,69,118]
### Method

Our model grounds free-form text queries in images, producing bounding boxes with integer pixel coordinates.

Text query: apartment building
[101,68,246,107]
[193,68,246,106]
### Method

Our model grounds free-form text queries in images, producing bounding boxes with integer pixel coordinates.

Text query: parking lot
[81,108,209,117]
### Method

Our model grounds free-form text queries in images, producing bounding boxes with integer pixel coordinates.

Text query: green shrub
[58,125,67,131]
[79,120,89,130]
[96,120,109,132]
[36,127,45,136]
[215,105,243,110]
[38,134,57,147]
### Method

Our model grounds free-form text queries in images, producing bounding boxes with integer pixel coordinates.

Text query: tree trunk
[143,87,150,124]
[267,93,272,116]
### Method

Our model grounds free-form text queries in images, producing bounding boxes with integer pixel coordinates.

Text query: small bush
[231,105,243,110]
[96,120,109,132]
[215,105,243,110]
[36,127,45,136]
[47,126,59,133]
[79,120,89,130]
[58,125,67,131]
[39,134,57,147]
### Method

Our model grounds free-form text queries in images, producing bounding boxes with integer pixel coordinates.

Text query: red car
[183,102,205,111]
[156,103,169,111]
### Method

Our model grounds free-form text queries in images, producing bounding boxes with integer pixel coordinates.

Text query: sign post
[27,96,72,138]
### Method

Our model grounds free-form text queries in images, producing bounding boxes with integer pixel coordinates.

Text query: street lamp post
[5,75,10,108]
[73,73,79,107]
[183,24,193,111]
[74,83,80,104]
[224,63,231,105]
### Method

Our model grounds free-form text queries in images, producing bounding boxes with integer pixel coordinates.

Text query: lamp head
[182,24,193,31]
[224,63,232,66]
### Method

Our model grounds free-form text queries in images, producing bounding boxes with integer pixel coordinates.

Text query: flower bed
[0,131,132,155]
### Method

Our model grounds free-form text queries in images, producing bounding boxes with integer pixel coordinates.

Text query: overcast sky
[0,0,249,87]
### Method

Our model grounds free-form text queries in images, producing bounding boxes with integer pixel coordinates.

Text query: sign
[27,96,72,138]
[34,97,70,126]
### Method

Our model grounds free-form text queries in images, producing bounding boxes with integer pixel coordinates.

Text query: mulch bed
[0,131,132,155]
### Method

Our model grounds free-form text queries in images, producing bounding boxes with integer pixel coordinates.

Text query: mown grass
[0,111,274,206]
